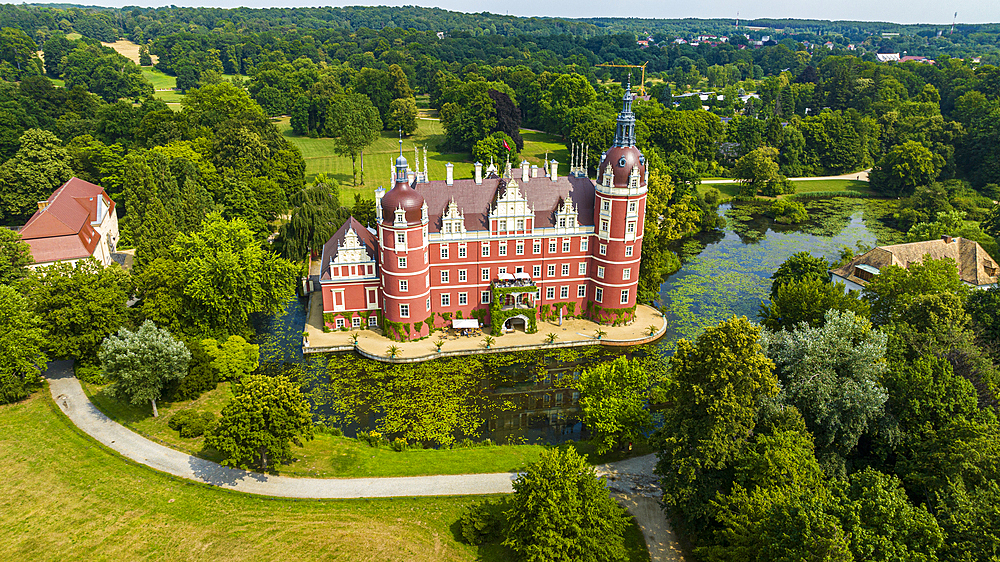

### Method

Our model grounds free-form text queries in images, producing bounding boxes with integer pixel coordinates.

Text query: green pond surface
[656,198,897,349]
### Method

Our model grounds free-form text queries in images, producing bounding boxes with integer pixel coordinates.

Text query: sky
[53,1,1000,25]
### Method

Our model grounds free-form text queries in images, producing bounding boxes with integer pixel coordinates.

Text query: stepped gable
[319,217,377,281]
[417,175,595,234]
[20,177,111,263]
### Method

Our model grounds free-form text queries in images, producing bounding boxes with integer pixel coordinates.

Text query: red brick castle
[319,83,647,340]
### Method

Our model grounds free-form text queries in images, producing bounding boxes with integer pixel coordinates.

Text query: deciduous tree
[0,128,73,223]
[207,374,313,470]
[99,320,191,417]
[0,285,47,404]
[202,335,259,381]
[0,227,32,286]
[759,277,870,331]
[330,93,382,186]
[503,448,630,562]
[575,356,653,455]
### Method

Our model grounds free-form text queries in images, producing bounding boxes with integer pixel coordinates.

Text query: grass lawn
[789,179,873,194]
[698,178,873,199]
[277,118,572,205]
[142,68,176,90]
[0,391,650,561]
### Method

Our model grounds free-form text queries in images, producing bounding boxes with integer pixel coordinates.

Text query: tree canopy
[0,284,47,404]
[574,356,654,455]
[99,320,191,417]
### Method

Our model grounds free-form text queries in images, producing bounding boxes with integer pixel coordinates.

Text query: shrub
[391,437,409,452]
[165,340,219,401]
[74,362,105,384]
[357,430,388,447]
[168,410,216,438]
[770,199,809,224]
[460,498,509,545]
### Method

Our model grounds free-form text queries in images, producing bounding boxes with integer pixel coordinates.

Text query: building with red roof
[19,177,119,269]
[318,85,648,339]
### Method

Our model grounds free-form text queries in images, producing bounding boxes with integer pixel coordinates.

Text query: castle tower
[378,143,430,339]
[590,79,647,324]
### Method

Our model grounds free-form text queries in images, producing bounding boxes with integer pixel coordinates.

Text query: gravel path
[46,361,516,498]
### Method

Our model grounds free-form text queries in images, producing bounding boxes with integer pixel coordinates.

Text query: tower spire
[612,76,637,148]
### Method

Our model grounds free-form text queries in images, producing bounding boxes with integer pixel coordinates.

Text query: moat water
[256,197,896,444]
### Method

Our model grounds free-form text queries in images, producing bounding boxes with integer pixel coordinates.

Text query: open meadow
[0,390,649,561]
[277,118,572,205]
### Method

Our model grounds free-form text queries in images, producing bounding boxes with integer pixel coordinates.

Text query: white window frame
[602,199,611,212]
[596,288,603,302]
[597,266,605,279]
[581,239,588,252]
[482,291,491,304]
[499,219,507,231]
[516,241,524,255]
[533,240,541,254]
[577,284,587,297]
[499,242,507,256]
[549,240,557,253]
[458,292,468,305]
[560,286,569,299]
[336,317,345,328]
[626,221,636,234]
[458,245,467,258]
[441,270,449,283]
[562,240,570,252]
[400,304,410,318]
[533,265,541,278]
[623,268,631,280]
[398,256,407,269]
[426,297,431,311]
[578,262,586,275]
[441,293,450,307]
[352,316,361,328]
[628,201,637,213]
[599,244,607,256]
[459,269,467,282]
[399,279,409,292]
[561,264,569,276]
[601,220,609,232]
[625,245,633,257]
[396,232,406,244]
[498,267,507,275]
[546,287,555,300]
[547,264,556,277]
[516,218,524,230]
[482,243,490,257]
[482,268,490,281]
[621,289,629,304]
[368,316,379,327]
[440,245,449,259]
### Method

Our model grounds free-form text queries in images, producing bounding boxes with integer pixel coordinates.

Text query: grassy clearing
[0,391,650,561]
[142,68,176,90]
[82,381,547,478]
[790,179,872,194]
[277,118,572,205]
[698,178,873,200]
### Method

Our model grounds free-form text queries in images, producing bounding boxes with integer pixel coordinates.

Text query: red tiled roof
[19,177,112,264]
[416,175,596,234]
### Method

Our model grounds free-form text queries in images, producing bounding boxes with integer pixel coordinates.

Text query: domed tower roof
[382,146,425,226]
[597,79,646,189]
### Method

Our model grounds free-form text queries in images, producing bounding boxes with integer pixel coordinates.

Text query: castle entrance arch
[504,315,529,332]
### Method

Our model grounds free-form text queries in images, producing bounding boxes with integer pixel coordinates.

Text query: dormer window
[559,218,566,227]
[395,209,405,223]
[499,219,507,231]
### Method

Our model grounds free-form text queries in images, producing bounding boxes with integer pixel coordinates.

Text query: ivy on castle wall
[584,301,637,327]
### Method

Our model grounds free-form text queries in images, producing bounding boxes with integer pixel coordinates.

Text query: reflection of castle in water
[484,365,586,445]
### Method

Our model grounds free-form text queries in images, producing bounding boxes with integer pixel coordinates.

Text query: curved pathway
[46,361,516,498]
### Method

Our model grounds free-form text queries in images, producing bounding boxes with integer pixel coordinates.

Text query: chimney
[531,165,540,178]
[942,235,953,244]
[474,162,482,185]
[521,160,530,182]
[550,159,558,182]
[446,162,454,186]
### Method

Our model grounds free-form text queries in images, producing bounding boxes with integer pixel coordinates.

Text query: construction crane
[596,62,649,97]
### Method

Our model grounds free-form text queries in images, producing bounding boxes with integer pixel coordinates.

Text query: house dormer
[489,179,534,235]
[441,198,467,238]
[554,195,579,233]
[394,206,407,227]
